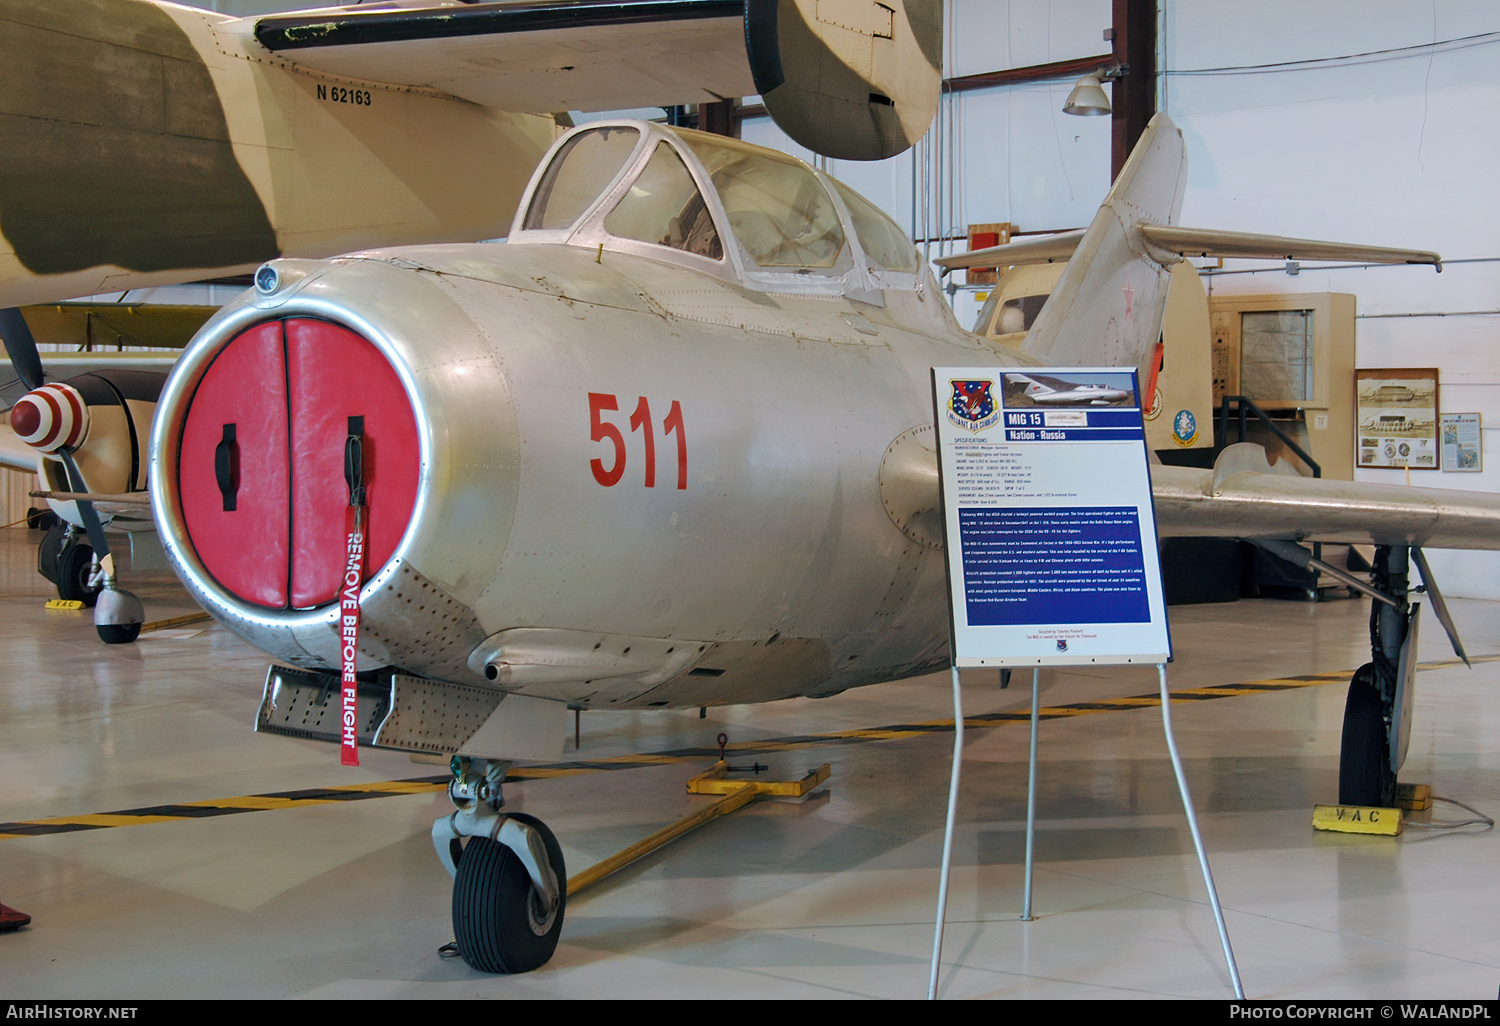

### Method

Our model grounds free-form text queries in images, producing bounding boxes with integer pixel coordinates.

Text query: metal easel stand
[928,665,1245,999]
[928,665,964,1000]
[1157,662,1245,999]
[1023,667,1040,921]
[928,666,1040,999]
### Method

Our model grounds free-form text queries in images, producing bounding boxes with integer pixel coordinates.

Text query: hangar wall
[1162,0,1500,599]
[751,0,1500,599]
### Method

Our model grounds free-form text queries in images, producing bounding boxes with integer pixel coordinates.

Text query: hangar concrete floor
[1,528,1497,1001]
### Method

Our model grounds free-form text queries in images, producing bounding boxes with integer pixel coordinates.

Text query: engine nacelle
[749,0,942,161]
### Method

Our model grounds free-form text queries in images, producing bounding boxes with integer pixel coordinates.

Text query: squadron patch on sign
[947,379,1001,432]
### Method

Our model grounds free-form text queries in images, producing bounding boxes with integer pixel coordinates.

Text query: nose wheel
[434,758,567,973]
[451,814,567,974]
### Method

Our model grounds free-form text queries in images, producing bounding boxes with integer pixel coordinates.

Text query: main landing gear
[1337,544,1462,808]
[37,521,144,643]
[433,757,566,973]
[39,523,101,606]
[1339,663,1394,807]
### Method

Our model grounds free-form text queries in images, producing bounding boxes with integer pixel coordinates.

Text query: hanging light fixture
[1063,65,1125,117]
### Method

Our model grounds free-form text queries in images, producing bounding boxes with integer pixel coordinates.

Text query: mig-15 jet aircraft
[142,112,1491,974]
[1008,372,1134,407]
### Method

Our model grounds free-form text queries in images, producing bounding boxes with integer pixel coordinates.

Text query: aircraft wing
[240,0,942,161]
[31,491,152,516]
[248,0,755,113]
[0,352,181,410]
[1152,446,1500,550]
[932,226,1440,272]
[19,304,216,351]
[0,418,37,475]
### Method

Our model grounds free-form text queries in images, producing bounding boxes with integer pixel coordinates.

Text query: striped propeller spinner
[10,383,89,453]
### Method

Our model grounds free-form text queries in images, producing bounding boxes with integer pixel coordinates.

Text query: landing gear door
[1391,602,1420,775]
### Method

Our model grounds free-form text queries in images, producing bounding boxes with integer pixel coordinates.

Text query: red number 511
[589,392,686,490]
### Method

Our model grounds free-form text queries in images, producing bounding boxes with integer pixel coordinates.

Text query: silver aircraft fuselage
[152,226,1027,710]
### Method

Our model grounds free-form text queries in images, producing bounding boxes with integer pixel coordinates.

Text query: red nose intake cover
[177,319,420,609]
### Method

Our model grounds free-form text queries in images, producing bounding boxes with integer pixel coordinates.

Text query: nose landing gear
[433,757,566,974]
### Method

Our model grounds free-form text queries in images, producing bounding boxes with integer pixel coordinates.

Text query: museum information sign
[1440,412,1482,472]
[933,368,1171,667]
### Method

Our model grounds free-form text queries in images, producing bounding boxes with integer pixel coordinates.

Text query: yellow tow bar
[566,760,831,898]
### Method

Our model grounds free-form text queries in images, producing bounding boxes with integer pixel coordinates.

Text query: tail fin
[1020,113,1188,374]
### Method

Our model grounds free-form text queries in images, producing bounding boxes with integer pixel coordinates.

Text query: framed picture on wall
[1440,412,1482,472]
[1356,368,1439,469]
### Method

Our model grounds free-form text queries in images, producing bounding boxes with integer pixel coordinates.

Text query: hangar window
[523,126,641,231]
[604,143,723,260]
[679,131,846,269]
[831,179,919,272]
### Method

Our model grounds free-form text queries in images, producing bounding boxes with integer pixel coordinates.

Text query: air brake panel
[176,318,420,610]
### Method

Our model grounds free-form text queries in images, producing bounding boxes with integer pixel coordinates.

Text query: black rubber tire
[452,814,566,974]
[57,542,100,607]
[1339,664,1396,807]
[97,622,142,645]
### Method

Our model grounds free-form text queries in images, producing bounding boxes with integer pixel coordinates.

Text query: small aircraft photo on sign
[1002,372,1138,409]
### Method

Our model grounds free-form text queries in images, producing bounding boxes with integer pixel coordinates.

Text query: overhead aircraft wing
[933,226,1440,272]
[239,0,942,161]
[249,0,754,112]
[1152,445,1500,550]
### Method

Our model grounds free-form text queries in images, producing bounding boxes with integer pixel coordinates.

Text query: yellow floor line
[4,654,1488,839]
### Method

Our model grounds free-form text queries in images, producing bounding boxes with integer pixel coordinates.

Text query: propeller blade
[57,448,111,563]
[0,308,45,391]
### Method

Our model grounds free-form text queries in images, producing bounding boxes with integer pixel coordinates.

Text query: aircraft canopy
[511,121,921,295]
